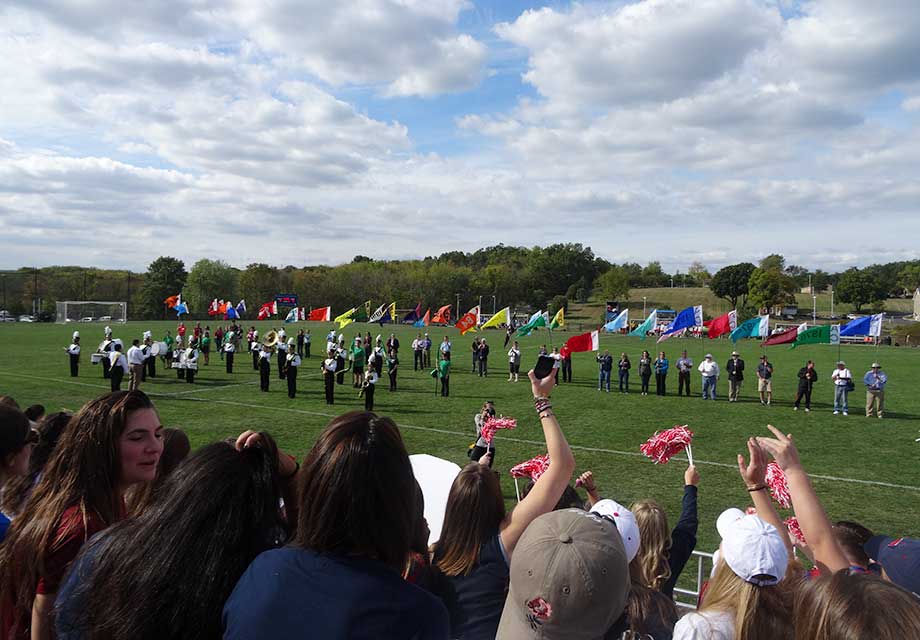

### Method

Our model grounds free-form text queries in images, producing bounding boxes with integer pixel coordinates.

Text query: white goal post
[56,301,128,324]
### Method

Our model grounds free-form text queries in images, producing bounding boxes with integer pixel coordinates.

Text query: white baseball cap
[589,499,641,563]
[716,508,788,586]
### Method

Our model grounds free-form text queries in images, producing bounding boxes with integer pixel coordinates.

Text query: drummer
[174,335,186,380]
[185,339,199,384]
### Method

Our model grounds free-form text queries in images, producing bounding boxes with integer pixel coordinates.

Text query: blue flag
[657,305,703,342]
[730,315,769,343]
[840,314,883,337]
[603,308,628,332]
[174,303,188,317]
[629,310,657,339]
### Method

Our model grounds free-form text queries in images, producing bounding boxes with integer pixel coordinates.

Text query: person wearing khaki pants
[864,362,887,418]
[126,339,146,391]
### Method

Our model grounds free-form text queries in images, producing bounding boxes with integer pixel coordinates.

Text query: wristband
[538,411,555,420]
[534,398,552,414]
[746,483,767,492]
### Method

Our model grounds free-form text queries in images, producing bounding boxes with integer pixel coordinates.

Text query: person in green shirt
[201,330,211,366]
[162,331,175,367]
[439,355,451,397]
[351,338,366,388]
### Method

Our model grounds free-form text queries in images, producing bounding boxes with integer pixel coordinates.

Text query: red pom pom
[785,516,806,547]
[510,454,551,480]
[765,462,791,509]
[640,425,694,464]
[480,416,517,444]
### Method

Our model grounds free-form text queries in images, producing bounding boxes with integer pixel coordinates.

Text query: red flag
[455,306,480,335]
[207,299,220,316]
[257,302,273,320]
[761,326,799,346]
[308,306,331,322]
[560,330,599,358]
[706,310,736,340]
[431,304,452,324]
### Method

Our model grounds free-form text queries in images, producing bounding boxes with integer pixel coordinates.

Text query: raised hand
[756,424,802,471]
[737,437,767,487]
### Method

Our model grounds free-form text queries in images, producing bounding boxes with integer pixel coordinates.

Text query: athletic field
[2,321,918,574]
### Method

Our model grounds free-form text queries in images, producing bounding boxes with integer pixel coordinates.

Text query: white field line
[3,371,919,493]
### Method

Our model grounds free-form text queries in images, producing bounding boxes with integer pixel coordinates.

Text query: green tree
[836,268,886,312]
[709,262,755,309]
[139,257,187,320]
[897,263,920,294]
[185,259,239,316]
[550,295,568,315]
[238,263,281,310]
[687,261,711,287]
[759,254,786,272]
[595,266,630,302]
[747,267,796,311]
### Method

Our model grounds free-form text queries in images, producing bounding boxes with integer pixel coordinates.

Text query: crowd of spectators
[0,379,917,639]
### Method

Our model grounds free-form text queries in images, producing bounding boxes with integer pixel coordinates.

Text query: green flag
[628,310,657,340]
[517,311,548,337]
[792,324,840,348]
[352,300,371,322]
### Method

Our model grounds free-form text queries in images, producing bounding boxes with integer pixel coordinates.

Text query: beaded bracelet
[534,397,552,414]
[538,411,556,420]
[746,483,767,492]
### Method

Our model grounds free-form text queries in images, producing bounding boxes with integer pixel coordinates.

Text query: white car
[79,316,94,323]
[98,315,112,322]
[18,315,34,323]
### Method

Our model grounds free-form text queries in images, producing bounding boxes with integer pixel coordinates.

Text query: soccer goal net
[56,301,128,324]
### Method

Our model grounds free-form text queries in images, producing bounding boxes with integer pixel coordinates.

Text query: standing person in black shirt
[793,360,818,412]
[477,339,489,377]
[726,351,745,402]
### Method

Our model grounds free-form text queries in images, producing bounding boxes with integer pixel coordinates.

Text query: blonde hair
[629,499,671,590]
[794,570,920,639]
[698,559,794,640]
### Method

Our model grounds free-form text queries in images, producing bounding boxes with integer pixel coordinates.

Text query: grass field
[2,320,919,592]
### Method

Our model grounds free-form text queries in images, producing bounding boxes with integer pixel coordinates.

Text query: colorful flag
[164,295,180,308]
[308,306,331,322]
[173,302,188,316]
[792,324,840,348]
[705,310,737,340]
[629,310,657,339]
[603,308,628,333]
[378,302,397,326]
[730,315,769,343]
[431,304,452,324]
[368,303,386,323]
[218,300,229,315]
[257,303,273,321]
[480,307,510,330]
[517,311,549,337]
[414,309,431,327]
[550,307,565,330]
[509,454,551,481]
[353,300,371,323]
[402,303,422,324]
[208,299,221,316]
[658,306,703,343]
[840,313,884,338]
[561,330,599,356]
[236,300,246,314]
[283,307,298,323]
[455,306,481,335]
[761,322,807,347]
[334,307,356,329]
[271,300,278,315]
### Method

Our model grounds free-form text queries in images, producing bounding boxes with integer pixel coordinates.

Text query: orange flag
[431,304,452,324]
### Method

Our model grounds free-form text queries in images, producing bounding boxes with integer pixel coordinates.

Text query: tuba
[262,330,280,353]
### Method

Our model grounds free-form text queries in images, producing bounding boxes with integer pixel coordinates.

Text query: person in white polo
[698,353,720,400]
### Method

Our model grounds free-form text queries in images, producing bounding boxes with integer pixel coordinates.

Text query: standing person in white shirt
[507,341,521,382]
[831,360,852,415]
[439,336,451,361]
[322,349,337,405]
[285,339,301,398]
[65,333,81,377]
[184,340,199,384]
[551,346,562,385]
[224,331,236,374]
[127,339,146,391]
[698,353,720,400]
[411,334,422,371]
[109,342,129,392]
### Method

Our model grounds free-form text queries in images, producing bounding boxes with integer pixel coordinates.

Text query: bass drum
[150,341,168,357]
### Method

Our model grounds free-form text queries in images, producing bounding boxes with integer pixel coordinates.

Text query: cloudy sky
[2,0,919,273]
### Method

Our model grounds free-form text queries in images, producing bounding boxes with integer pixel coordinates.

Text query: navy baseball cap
[864,536,920,595]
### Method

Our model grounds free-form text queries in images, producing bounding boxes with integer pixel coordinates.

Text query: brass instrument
[262,330,280,353]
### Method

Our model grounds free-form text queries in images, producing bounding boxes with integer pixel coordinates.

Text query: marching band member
[246,326,255,354]
[127,338,146,390]
[173,336,185,379]
[185,339,199,384]
[322,349,337,404]
[351,337,366,388]
[372,336,385,376]
[304,329,311,358]
[163,330,175,366]
[65,332,81,377]
[143,331,156,379]
[224,330,236,373]
[99,326,114,379]
[296,329,305,358]
[215,326,225,361]
[325,331,336,356]
[363,368,378,411]
[285,338,301,398]
[259,343,272,392]
[335,338,347,385]
[109,341,128,391]
[251,338,261,370]
[276,329,288,380]
[386,349,399,391]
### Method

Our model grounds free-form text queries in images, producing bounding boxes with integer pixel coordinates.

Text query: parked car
[79,316,94,323]
[98,315,112,322]
[17,315,34,323]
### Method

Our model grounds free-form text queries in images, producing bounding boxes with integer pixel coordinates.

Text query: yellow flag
[550,307,565,330]
[480,306,509,330]
[334,307,356,329]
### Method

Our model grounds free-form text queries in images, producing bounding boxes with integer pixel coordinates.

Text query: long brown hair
[0,391,155,626]
[794,570,920,639]
[1,411,71,517]
[629,499,671,590]
[698,559,794,640]
[294,411,416,572]
[432,462,506,577]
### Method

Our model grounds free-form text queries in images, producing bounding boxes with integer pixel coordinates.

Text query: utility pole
[812,295,816,323]
[478,295,482,311]
[642,296,647,317]
[455,293,460,317]
[491,295,496,315]
[830,287,835,319]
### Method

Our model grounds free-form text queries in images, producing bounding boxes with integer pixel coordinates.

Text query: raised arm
[738,437,793,556]
[756,425,848,574]
[500,370,576,557]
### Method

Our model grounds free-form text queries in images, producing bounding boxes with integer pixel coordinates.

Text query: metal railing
[673,550,715,610]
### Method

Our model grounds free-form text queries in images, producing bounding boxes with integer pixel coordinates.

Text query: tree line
[1,248,917,320]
